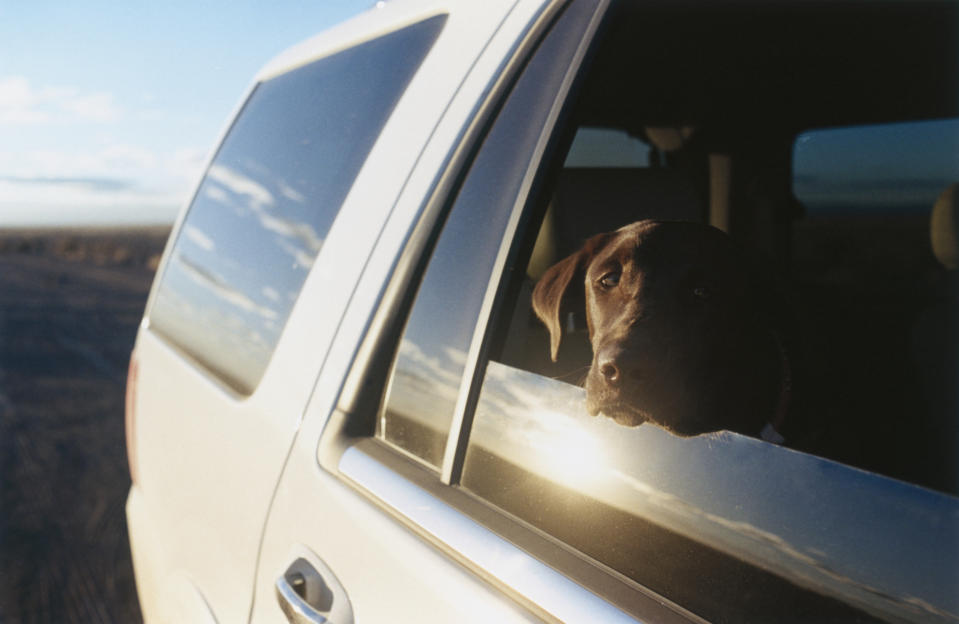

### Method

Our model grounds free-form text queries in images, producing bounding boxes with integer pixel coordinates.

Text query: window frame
[320,1,959,623]
[317,1,691,621]
[146,15,447,396]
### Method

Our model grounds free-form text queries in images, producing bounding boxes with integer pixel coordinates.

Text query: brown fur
[532,220,790,437]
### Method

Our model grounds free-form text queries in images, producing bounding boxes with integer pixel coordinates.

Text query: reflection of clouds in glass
[278,179,306,203]
[175,252,278,321]
[150,284,269,394]
[259,210,323,252]
[607,469,958,623]
[184,225,215,252]
[208,164,274,209]
[262,286,280,302]
[521,408,608,489]
[278,235,318,269]
[442,346,467,367]
[383,338,465,432]
[206,163,323,269]
[203,185,230,205]
[469,362,959,624]
[473,361,589,454]
[395,338,464,390]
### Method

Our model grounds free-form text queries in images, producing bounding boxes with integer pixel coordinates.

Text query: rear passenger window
[564,126,650,167]
[790,118,959,492]
[150,16,445,394]
[458,114,959,622]
[353,2,959,622]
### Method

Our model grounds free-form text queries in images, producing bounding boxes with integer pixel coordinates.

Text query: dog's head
[532,220,787,437]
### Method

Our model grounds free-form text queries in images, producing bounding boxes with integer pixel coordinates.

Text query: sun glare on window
[523,409,610,490]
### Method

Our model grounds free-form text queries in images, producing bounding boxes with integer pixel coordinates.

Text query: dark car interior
[492,0,959,495]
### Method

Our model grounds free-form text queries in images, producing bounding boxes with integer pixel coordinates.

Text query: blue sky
[0,0,369,228]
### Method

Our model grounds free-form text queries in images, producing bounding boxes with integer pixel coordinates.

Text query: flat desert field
[0,226,169,623]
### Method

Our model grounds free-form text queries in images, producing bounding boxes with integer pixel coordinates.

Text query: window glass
[377,0,598,468]
[459,114,959,621]
[790,118,959,493]
[564,127,650,167]
[462,363,959,623]
[150,16,445,394]
[376,197,503,467]
[369,2,958,622]
[793,118,959,215]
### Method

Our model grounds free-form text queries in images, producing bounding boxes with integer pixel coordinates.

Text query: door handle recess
[276,556,350,624]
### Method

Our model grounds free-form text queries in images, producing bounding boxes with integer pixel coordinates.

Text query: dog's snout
[595,345,627,386]
[599,358,621,384]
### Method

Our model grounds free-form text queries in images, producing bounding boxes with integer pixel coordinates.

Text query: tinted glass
[461,114,959,621]
[150,16,445,394]
[462,362,959,623]
[790,118,959,494]
[564,126,650,167]
[377,182,503,467]
[377,1,595,468]
[793,118,959,215]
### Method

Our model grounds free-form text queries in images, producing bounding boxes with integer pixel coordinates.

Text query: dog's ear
[532,233,610,362]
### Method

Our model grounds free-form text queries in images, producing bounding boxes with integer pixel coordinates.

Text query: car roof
[256,0,505,82]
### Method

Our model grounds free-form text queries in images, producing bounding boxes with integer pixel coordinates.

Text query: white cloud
[207,164,274,209]
[59,91,120,122]
[0,145,160,184]
[0,77,207,227]
[0,142,203,189]
[0,75,121,124]
[0,177,181,226]
[169,147,209,183]
[0,142,205,227]
[0,76,48,123]
[176,252,279,321]
[261,286,280,302]
[184,225,215,252]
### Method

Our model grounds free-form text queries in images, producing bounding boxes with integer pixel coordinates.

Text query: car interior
[490,0,959,495]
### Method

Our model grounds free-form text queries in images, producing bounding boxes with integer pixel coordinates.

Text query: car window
[345,1,958,622]
[564,127,650,167]
[789,118,959,493]
[462,364,958,622]
[375,3,593,470]
[149,15,445,394]
[461,123,959,621]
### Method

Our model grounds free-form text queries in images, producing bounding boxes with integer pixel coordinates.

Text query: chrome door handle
[275,555,352,624]
[275,570,329,624]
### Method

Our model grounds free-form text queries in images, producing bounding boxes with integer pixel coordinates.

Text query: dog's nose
[599,357,621,384]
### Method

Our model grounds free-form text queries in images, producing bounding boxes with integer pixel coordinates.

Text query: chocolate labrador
[532,219,793,441]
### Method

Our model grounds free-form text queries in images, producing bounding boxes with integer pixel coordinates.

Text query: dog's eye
[599,271,621,289]
[691,285,712,300]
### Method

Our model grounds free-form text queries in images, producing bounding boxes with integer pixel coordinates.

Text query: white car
[125,0,959,622]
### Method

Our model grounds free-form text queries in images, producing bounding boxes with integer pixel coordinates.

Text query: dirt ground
[0,227,169,624]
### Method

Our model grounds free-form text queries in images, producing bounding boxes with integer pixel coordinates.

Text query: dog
[532,219,794,442]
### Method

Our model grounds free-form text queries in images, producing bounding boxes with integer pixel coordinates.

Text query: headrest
[551,168,702,255]
[931,183,959,270]
[527,167,703,279]
[645,126,696,152]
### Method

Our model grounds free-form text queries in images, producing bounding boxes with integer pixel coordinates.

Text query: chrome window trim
[340,444,642,624]
[333,0,561,420]
[439,0,611,485]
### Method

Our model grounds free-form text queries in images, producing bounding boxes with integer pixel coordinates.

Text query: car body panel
[126,1,959,622]
[247,1,574,622]
[126,1,522,621]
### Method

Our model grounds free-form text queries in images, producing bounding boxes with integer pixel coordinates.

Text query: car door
[249,2,615,622]
[126,3,516,622]
[253,0,959,623]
